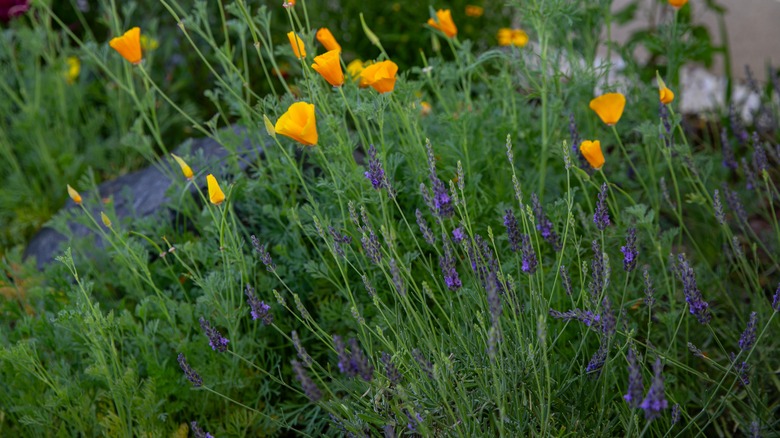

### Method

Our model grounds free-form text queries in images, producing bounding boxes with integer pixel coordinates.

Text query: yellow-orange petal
[65,57,80,84]
[580,140,605,170]
[315,28,341,53]
[465,5,484,17]
[668,0,688,8]
[287,31,306,59]
[207,174,225,205]
[109,27,143,65]
[359,60,398,93]
[67,184,82,204]
[274,102,318,146]
[311,50,344,87]
[659,87,675,105]
[589,93,626,126]
[347,59,367,79]
[171,153,194,180]
[511,29,529,47]
[427,9,458,38]
[497,28,512,46]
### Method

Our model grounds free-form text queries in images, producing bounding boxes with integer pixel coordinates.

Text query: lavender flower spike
[623,346,644,408]
[620,227,638,272]
[738,312,757,351]
[640,357,668,420]
[190,421,214,438]
[245,284,273,325]
[594,183,611,231]
[772,282,780,312]
[439,232,462,291]
[177,353,203,387]
[381,352,402,386]
[199,317,229,352]
[520,234,538,274]
[531,193,561,251]
[250,235,276,272]
[291,359,322,402]
[676,254,712,324]
[503,209,522,252]
[364,144,386,190]
[416,209,436,245]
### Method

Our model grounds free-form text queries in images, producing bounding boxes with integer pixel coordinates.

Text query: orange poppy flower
[589,93,626,126]
[287,31,306,59]
[207,174,225,205]
[67,184,82,204]
[668,0,688,8]
[275,102,318,146]
[497,28,528,47]
[315,28,341,53]
[359,60,398,93]
[312,50,344,87]
[171,153,194,180]
[427,9,457,38]
[580,140,605,170]
[659,87,675,105]
[109,27,143,65]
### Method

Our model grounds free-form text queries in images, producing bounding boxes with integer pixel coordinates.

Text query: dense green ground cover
[1,0,779,436]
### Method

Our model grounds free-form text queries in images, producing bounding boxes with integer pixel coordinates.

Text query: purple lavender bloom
[586,340,608,377]
[773,282,780,312]
[549,308,602,330]
[292,330,313,367]
[713,189,726,225]
[643,265,655,307]
[730,352,751,386]
[559,265,573,296]
[245,284,273,325]
[671,404,680,425]
[531,193,561,251]
[381,352,402,386]
[729,104,749,146]
[590,240,605,300]
[424,141,454,218]
[348,338,374,381]
[439,233,462,291]
[721,128,738,170]
[291,359,322,402]
[412,348,434,380]
[404,409,423,433]
[250,235,276,272]
[601,297,616,337]
[677,254,712,324]
[415,209,436,245]
[752,136,769,175]
[742,157,757,190]
[688,342,706,359]
[334,335,354,377]
[623,346,644,408]
[749,421,761,438]
[384,425,397,438]
[594,183,611,231]
[640,357,668,420]
[486,275,502,325]
[389,258,406,296]
[452,227,465,243]
[722,184,748,225]
[177,353,203,387]
[199,317,229,352]
[503,209,522,252]
[361,230,382,265]
[361,274,376,298]
[328,226,352,258]
[520,234,538,274]
[364,144,386,189]
[190,421,214,438]
[738,312,757,351]
[620,227,638,272]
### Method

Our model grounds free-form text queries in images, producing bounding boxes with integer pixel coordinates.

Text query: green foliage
[2,0,780,436]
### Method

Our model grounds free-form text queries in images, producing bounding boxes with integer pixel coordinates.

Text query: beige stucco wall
[611,0,780,81]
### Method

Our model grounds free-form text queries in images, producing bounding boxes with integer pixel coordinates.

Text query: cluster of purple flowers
[412,348,434,380]
[380,352,402,386]
[549,308,602,330]
[328,226,352,258]
[639,358,669,420]
[190,421,214,438]
[245,284,273,325]
[291,330,313,367]
[364,144,386,190]
[439,232,462,291]
[623,346,643,408]
[520,234,538,275]
[620,227,638,272]
[594,183,611,231]
[177,353,203,387]
[589,239,605,300]
[389,258,406,296]
[291,359,321,402]
[676,254,712,324]
[503,209,522,252]
[415,209,436,245]
[422,140,454,218]
[199,317,229,352]
[334,335,374,381]
[531,193,561,251]
[250,235,276,272]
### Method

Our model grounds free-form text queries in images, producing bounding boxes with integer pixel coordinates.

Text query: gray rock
[23,126,265,269]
